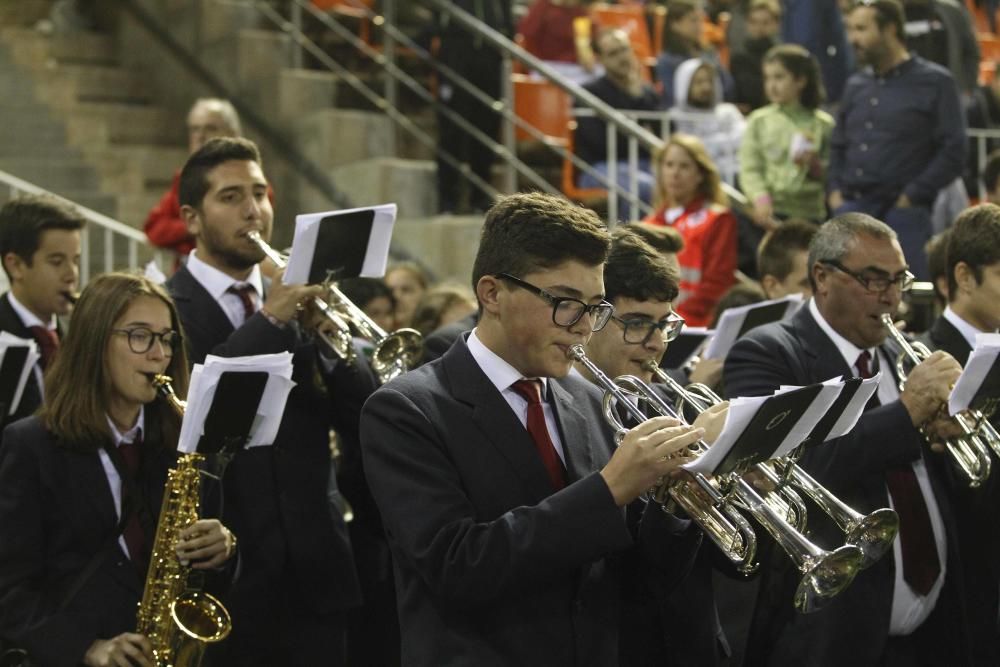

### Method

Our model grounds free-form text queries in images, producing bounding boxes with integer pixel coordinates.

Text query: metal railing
[0,169,166,291]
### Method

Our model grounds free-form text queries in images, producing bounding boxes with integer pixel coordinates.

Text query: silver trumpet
[247,231,423,384]
[571,345,864,613]
[645,362,899,570]
[881,313,993,487]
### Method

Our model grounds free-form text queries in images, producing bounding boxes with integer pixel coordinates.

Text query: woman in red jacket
[643,133,737,326]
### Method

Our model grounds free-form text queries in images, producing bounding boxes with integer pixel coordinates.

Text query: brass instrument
[881,313,993,487]
[140,375,233,666]
[570,345,863,613]
[645,362,899,570]
[247,231,423,384]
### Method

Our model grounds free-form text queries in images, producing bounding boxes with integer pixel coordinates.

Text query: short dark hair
[763,44,826,109]
[925,229,950,304]
[338,277,395,311]
[471,192,611,295]
[178,137,262,209]
[757,220,817,281]
[807,212,896,290]
[0,194,85,279]
[983,149,1000,194]
[852,0,905,41]
[605,227,679,304]
[628,222,685,254]
[946,204,1000,299]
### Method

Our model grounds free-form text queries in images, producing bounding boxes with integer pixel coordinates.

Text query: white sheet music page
[949,333,1000,416]
[703,294,802,360]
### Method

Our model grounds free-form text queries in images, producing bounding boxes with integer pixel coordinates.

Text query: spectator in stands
[385,261,430,329]
[433,0,513,214]
[517,0,598,85]
[782,0,853,103]
[643,134,738,327]
[983,149,1000,204]
[670,58,746,186]
[756,219,817,300]
[829,0,965,280]
[410,284,477,337]
[144,99,242,258]
[966,70,1000,196]
[903,0,980,96]
[729,0,782,112]
[656,0,734,108]
[740,44,833,231]
[575,28,660,220]
[0,195,83,430]
[337,277,397,334]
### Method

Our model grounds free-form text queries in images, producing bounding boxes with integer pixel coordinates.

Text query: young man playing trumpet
[574,226,731,666]
[725,212,970,666]
[166,137,372,666]
[0,194,83,427]
[360,192,705,666]
[918,203,1000,664]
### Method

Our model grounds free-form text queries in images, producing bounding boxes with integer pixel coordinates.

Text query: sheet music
[284,204,398,284]
[0,333,39,416]
[949,333,1000,415]
[703,294,802,360]
[178,352,295,453]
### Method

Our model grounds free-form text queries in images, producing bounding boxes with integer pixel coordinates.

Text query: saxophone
[137,375,232,666]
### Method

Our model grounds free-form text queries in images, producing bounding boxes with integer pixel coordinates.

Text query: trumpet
[246,231,423,384]
[644,362,899,570]
[571,345,863,613]
[881,314,994,487]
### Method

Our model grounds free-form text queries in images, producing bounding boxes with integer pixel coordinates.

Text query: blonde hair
[652,134,727,209]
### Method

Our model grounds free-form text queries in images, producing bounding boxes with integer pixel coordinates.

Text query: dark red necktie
[227,284,257,321]
[28,325,59,369]
[118,434,148,568]
[856,351,941,595]
[510,379,566,490]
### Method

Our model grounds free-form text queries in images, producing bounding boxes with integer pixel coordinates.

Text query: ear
[3,252,27,283]
[953,261,977,294]
[760,274,779,299]
[476,275,502,316]
[810,261,829,296]
[181,205,201,237]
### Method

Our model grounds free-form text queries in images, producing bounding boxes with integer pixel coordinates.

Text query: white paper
[177,352,295,454]
[284,204,398,284]
[0,333,40,416]
[703,294,802,360]
[949,333,1000,415]
[823,374,881,440]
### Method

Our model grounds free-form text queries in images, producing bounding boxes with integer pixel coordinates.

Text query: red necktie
[510,379,566,490]
[227,284,257,321]
[28,325,59,370]
[118,435,148,569]
[856,351,941,595]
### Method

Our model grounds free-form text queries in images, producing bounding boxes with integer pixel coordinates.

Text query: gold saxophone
[137,375,232,666]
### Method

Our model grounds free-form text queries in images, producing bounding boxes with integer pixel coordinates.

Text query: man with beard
[729,0,781,112]
[166,137,370,665]
[828,0,965,280]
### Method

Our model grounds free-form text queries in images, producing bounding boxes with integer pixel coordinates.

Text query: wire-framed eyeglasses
[495,273,614,331]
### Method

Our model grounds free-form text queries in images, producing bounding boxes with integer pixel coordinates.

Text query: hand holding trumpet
[600,416,702,506]
[898,350,962,427]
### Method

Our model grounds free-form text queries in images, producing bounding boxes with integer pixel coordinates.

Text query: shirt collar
[808,298,875,371]
[186,250,264,303]
[106,405,145,447]
[8,292,56,330]
[943,305,991,349]
[467,328,549,397]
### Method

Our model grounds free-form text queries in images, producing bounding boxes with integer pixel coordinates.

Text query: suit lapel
[792,306,854,382]
[548,379,594,483]
[929,316,972,366]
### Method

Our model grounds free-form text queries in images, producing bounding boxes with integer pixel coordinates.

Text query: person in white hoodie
[670,58,747,186]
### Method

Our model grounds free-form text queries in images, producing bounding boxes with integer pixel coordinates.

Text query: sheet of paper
[703,294,802,360]
[949,333,1000,415]
[284,204,398,284]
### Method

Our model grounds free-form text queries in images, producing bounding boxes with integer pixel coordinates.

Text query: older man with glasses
[725,212,971,666]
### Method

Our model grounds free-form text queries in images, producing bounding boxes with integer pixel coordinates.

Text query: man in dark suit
[574,226,732,667]
[166,137,369,666]
[725,212,970,666]
[421,311,476,363]
[361,192,705,666]
[0,195,84,425]
[918,203,1000,664]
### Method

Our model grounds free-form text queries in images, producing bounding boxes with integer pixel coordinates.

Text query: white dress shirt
[8,291,56,399]
[466,329,566,464]
[186,250,264,328]
[809,299,947,634]
[97,408,145,558]
[943,305,996,349]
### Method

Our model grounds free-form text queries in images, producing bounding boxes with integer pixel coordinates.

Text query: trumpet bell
[794,544,864,614]
[372,328,424,383]
[845,508,900,569]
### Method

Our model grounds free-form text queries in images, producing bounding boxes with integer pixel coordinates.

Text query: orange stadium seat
[980,59,997,85]
[967,0,995,34]
[980,33,1000,60]
[590,3,655,81]
[311,0,375,46]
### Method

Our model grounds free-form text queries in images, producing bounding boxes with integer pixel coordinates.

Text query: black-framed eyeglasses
[819,260,914,293]
[611,312,686,345]
[495,273,614,331]
[113,328,182,354]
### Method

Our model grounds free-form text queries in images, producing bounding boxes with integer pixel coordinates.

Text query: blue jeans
[579,160,654,223]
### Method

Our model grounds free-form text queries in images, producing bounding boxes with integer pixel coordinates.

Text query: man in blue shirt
[828,0,966,280]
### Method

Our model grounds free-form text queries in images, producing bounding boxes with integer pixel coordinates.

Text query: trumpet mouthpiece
[641,359,659,373]
[567,344,586,361]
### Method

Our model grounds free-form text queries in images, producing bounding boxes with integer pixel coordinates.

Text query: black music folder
[284,204,398,284]
[0,346,30,416]
[660,328,712,370]
[805,377,863,445]
[196,371,268,455]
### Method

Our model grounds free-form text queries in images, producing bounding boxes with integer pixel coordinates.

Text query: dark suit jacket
[0,293,45,428]
[420,311,478,364]
[723,305,972,666]
[166,268,366,629]
[0,416,176,667]
[361,335,701,667]
[920,315,1000,664]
